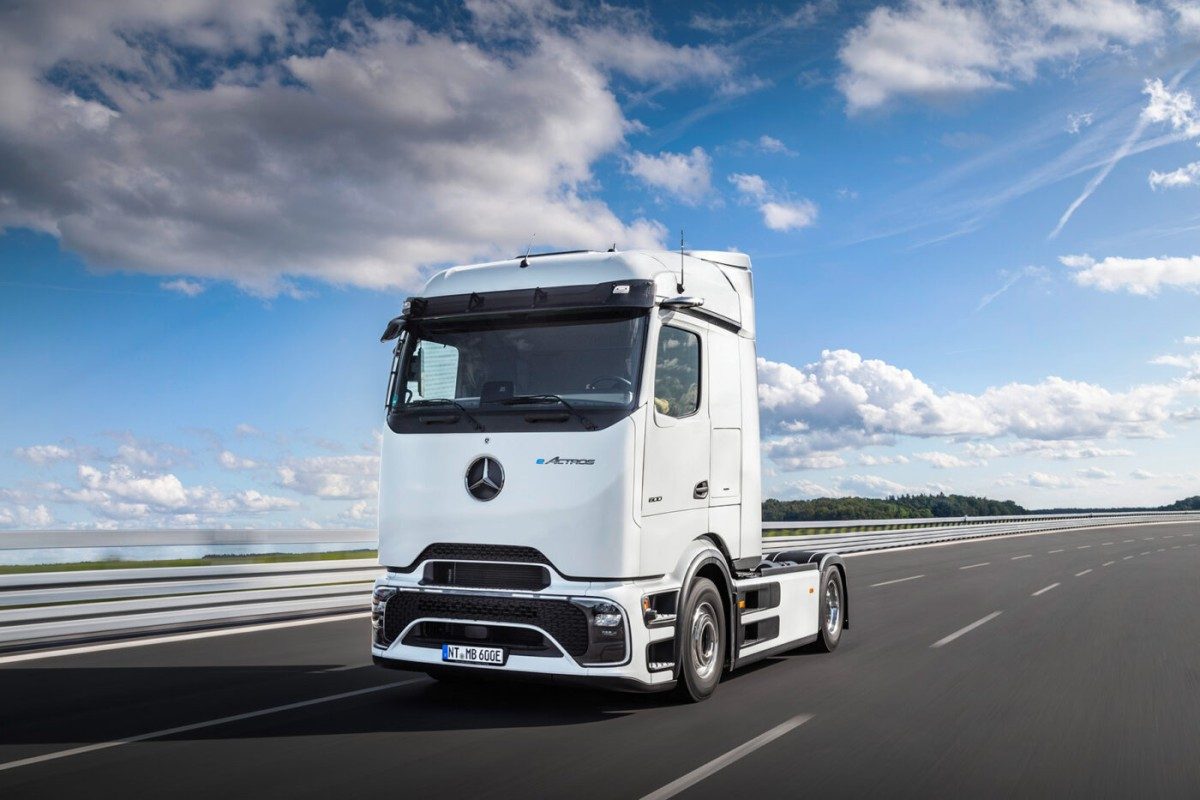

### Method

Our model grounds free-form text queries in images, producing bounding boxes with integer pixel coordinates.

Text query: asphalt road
[2,521,1198,799]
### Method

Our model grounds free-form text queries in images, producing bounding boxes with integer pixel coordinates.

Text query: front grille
[384,592,589,656]
[397,543,551,571]
[402,621,559,656]
[421,561,550,591]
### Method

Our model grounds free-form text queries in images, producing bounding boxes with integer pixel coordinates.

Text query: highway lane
[1,521,1198,798]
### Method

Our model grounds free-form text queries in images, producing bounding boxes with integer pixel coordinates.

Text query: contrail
[1050,67,1194,239]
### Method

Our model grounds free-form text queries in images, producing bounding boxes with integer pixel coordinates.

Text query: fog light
[371,586,397,646]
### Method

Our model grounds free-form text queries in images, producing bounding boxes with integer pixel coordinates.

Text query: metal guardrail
[3,511,1198,652]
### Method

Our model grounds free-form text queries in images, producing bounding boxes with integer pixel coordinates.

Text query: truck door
[642,318,709,520]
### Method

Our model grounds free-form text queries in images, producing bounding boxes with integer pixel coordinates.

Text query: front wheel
[811,567,844,652]
[675,577,726,703]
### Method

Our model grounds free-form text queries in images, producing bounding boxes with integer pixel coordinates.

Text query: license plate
[441,644,505,666]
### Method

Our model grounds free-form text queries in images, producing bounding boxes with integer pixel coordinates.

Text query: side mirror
[380,317,405,342]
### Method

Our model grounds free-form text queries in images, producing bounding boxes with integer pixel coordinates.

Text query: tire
[674,577,726,703]
[811,566,844,652]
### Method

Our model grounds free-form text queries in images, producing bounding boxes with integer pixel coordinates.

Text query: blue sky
[2,0,1200,530]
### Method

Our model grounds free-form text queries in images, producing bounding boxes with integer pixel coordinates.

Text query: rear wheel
[811,567,844,652]
[675,577,726,703]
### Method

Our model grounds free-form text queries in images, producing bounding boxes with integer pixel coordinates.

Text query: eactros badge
[465,456,504,501]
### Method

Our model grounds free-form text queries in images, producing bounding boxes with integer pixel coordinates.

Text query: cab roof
[420,249,751,331]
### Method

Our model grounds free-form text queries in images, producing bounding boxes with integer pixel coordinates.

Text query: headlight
[570,598,628,665]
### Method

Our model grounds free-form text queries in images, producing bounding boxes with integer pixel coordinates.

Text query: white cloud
[1141,78,1200,138]
[234,423,263,437]
[1066,112,1094,134]
[1063,253,1200,295]
[1078,467,1115,479]
[0,3,759,294]
[234,490,298,512]
[914,451,983,468]
[835,474,914,497]
[757,349,1194,465]
[761,200,820,232]
[0,504,55,529]
[1026,471,1083,489]
[729,174,818,232]
[757,135,796,155]
[1149,161,1200,190]
[626,147,713,205]
[858,453,910,465]
[838,0,1163,112]
[1131,468,1155,479]
[218,450,259,470]
[278,454,379,499]
[341,500,377,522]
[1174,1,1200,32]
[965,440,1135,459]
[13,444,73,465]
[729,173,769,200]
[161,278,205,296]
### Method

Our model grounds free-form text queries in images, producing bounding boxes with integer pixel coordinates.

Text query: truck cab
[371,249,847,700]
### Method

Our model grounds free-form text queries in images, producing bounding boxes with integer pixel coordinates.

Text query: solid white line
[1075,569,1093,577]
[639,714,813,800]
[870,574,925,587]
[1049,549,1065,553]
[0,678,424,773]
[959,562,990,570]
[0,612,366,665]
[1102,561,1115,567]
[931,611,1002,648]
[1011,554,1033,560]
[1032,583,1060,596]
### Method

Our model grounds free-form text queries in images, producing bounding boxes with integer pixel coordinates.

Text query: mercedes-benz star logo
[465,456,504,501]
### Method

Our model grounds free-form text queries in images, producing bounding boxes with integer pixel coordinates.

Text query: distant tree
[762,493,1026,522]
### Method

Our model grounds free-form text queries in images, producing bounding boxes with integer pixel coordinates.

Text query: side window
[654,326,700,417]
[406,340,461,401]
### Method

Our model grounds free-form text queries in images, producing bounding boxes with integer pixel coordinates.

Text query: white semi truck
[371,249,847,701]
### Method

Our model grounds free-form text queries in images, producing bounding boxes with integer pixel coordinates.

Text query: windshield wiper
[406,399,485,432]
[501,394,597,431]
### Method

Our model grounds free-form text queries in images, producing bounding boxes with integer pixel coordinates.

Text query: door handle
[693,480,709,500]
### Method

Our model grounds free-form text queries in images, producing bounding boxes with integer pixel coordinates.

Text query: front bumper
[371,574,679,690]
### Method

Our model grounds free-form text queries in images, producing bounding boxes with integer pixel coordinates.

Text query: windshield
[387,312,648,425]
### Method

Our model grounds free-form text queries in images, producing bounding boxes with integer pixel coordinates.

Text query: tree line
[762,493,1200,521]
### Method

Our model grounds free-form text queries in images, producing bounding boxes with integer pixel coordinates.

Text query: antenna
[677,229,685,294]
[519,234,536,268]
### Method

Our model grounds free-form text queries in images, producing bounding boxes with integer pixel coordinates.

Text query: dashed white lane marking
[960,562,990,570]
[1101,542,1114,546]
[1158,548,1166,552]
[1124,556,1134,560]
[1076,545,1092,550]
[640,714,814,800]
[1145,537,1156,540]
[0,678,426,773]
[1102,561,1116,567]
[931,611,1003,648]
[1032,583,1060,596]
[1140,551,1151,556]
[1075,569,1093,577]
[1173,545,1182,550]
[1011,554,1033,560]
[871,574,925,588]
[316,663,369,673]
[1123,539,1136,543]
[1049,549,1065,554]
[0,612,367,666]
